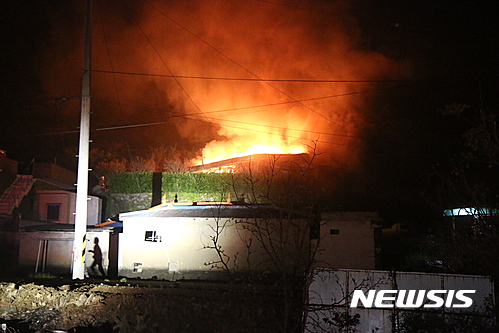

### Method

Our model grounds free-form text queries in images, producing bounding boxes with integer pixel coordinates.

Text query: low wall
[18,230,111,277]
[304,268,495,333]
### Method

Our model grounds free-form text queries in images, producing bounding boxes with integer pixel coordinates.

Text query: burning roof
[189,153,310,174]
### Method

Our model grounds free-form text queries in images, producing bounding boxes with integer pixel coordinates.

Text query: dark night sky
[1,0,498,216]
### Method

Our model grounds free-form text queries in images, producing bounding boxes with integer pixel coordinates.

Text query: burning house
[188,153,311,174]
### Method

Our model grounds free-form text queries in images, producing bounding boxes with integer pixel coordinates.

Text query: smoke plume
[38,0,408,169]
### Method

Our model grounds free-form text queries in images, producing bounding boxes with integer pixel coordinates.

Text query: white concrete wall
[38,191,72,223]
[118,216,253,279]
[86,196,102,225]
[118,210,377,280]
[18,230,110,276]
[118,214,310,280]
[304,268,495,333]
[314,212,379,270]
[37,190,101,225]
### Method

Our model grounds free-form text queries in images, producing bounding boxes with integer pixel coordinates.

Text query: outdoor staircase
[0,175,35,216]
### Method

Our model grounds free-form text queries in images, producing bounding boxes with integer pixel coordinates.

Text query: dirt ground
[0,279,285,332]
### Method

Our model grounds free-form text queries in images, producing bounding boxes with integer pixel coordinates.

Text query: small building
[118,203,310,280]
[0,158,105,276]
[314,211,382,270]
[118,203,381,280]
[17,225,114,276]
[0,161,102,226]
[34,190,102,225]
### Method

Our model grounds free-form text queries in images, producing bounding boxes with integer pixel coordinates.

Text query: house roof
[188,153,309,173]
[20,222,108,232]
[35,178,76,191]
[95,220,123,228]
[119,203,309,219]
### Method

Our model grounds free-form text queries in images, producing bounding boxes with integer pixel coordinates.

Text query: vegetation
[28,272,58,279]
[399,311,496,333]
[195,152,324,333]
[106,172,257,202]
[416,103,499,276]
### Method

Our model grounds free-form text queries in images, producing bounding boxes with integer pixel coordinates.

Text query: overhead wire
[195,116,360,139]
[94,114,359,148]
[142,0,357,134]
[97,0,138,183]
[92,75,464,129]
[90,94,366,140]
[91,69,416,83]
[87,0,461,155]
[0,95,82,104]
[92,112,357,140]
[13,1,454,158]
[112,0,248,153]
[91,94,362,139]
[90,108,361,149]
[90,87,381,126]
[117,0,217,127]
[0,121,359,149]
[2,76,437,144]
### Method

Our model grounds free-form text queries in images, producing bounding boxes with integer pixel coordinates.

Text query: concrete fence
[304,268,495,333]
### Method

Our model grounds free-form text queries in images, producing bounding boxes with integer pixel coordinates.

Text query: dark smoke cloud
[3,0,408,168]
[102,0,407,165]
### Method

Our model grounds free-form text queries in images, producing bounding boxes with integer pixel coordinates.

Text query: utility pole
[73,0,92,280]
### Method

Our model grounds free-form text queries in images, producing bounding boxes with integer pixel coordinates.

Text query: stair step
[0,175,34,215]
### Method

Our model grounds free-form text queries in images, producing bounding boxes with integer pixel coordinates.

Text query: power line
[92,112,358,140]
[91,112,362,149]
[187,121,361,148]
[97,0,139,171]
[0,129,81,139]
[89,94,368,141]
[200,116,361,139]
[142,0,356,134]
[119,0,215,120]
[91,69,414,83]
[1,96,81,103]
[246,0,342,15]
[90,87,379,124]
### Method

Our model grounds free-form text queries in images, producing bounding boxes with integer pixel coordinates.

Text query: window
[47,204,61,221]
[144,231,161,242]
[330,229,340,235]
[133,263,143,273]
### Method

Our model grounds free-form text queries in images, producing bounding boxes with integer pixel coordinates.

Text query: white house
[118,203,308,280]
[118,203,381,280]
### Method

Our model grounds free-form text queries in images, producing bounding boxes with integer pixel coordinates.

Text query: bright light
[443,207,499,216]
[193,141,307,165]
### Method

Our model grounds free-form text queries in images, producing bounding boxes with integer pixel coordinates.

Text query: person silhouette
[89,237,106,277]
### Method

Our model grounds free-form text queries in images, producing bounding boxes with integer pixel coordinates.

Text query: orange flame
[193,139,308,165]
[84,0,407,172]
[190,103,314,165]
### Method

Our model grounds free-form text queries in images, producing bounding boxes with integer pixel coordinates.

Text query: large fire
[85,0,406,171]
[185,82,365,166]
[194,141,308,166]
[190,108,312,165]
